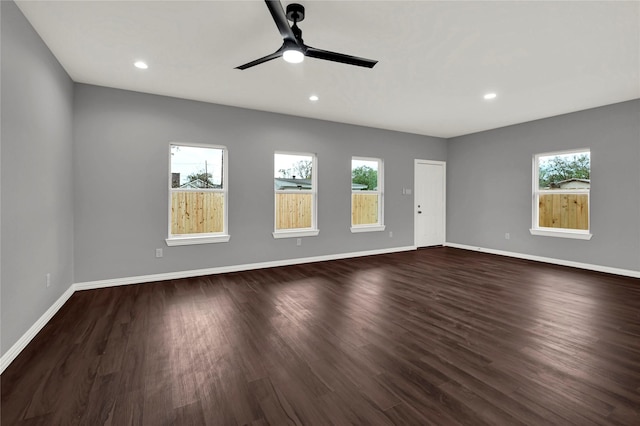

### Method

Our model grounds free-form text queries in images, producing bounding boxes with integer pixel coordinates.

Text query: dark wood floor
[2,247,640,425]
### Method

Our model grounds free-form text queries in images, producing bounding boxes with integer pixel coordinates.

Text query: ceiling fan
[236,0,378,70]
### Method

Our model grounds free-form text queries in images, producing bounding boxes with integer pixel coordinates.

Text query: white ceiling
[15,0,640,138]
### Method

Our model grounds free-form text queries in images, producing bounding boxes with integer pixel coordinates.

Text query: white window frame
[350,156,385,233]
[273,151,319,239]
[530,148,592,240]
[166,142,230,246]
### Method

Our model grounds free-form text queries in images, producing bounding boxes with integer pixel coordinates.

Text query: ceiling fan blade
[265,0,297,43]
[236,47,284,70]
[305,46,378,68]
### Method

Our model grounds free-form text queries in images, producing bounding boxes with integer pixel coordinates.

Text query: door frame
[414,159,446,247]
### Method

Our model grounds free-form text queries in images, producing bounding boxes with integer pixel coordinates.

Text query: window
[273,152,319,238]
[531,149,591,240]
[166,143,229,245]
[351,157,385,232]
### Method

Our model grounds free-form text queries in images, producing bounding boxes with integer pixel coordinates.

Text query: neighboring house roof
[180,179,220,189]
[273,178,371,191]
[274,178,312,190]
[550,178,590,189]
[351,183,368,190]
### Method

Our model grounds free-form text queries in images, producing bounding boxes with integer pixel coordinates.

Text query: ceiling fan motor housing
[286,3,305,22]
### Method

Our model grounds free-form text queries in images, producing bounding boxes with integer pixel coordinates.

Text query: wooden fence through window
[352,193,379,225]
[172,191,382,233]
[171,191,224,234]
[538,193,588,230]
[276,193,312,230]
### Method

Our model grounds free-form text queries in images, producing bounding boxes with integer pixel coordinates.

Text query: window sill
[166,234,230,246]
[529,229,592,240]
[350,225,386,233]
[272,229,320,239]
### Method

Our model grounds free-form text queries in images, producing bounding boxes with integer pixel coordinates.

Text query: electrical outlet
[46,273,51,288]
[505,233,510,240]
[405,189,412,195]
[155,248,163,258]
[296,238,302,246]
[389,231,393,238]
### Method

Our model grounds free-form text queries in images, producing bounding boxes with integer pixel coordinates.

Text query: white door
[414,160,446,247]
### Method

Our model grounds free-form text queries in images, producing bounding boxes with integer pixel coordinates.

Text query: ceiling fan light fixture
[283,49,304,64]
[134,60,148,69]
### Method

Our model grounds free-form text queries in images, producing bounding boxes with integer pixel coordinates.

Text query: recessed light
[309,95,319,102]
[134,61,148,69]
[484,92,497,100]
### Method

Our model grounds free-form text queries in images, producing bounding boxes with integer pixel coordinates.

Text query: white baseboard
[74,246,417,291]
[0,285,75,374]
[445,242,640,278]
[1,245,415,373]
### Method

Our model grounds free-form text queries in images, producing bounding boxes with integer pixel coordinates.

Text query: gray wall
[447,99,640,271]
[73,84,447,282]
[1,1,75,355]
